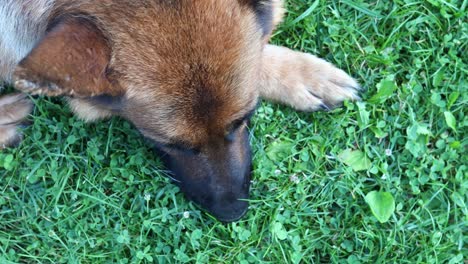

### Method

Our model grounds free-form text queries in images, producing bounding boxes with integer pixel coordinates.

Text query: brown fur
[14,17,122,97]
[6,0,359,145]
[13,0,263,147]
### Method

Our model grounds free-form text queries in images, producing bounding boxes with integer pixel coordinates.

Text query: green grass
[1,0,466,263]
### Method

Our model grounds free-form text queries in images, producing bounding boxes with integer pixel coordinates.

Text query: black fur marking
[88,94,123,111]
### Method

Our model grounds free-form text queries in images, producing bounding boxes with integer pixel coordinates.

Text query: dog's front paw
[260,45,361,112]
[282,53,360,111]
[0,93,33,149]
[301,55,360,111]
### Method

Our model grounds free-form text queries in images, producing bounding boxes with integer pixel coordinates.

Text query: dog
[0,0,359,222]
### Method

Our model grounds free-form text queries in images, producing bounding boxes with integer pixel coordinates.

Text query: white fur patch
[67,98,114,123]
[0,0,55,84]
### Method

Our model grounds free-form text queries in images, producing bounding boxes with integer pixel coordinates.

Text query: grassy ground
[1,0,466,263]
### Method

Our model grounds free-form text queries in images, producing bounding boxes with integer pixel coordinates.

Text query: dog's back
[0,0,54,83]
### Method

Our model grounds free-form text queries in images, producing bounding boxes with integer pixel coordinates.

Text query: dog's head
[13,0,277,222]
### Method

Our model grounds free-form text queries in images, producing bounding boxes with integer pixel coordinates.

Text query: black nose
[149,136,252,222]
[209,198,249,222]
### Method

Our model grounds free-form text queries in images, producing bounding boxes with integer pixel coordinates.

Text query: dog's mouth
[218,207,249,223]
[179,166,252,223]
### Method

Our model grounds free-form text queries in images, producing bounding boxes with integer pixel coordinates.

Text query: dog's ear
[240,0,274,37]
[13,17,124,98]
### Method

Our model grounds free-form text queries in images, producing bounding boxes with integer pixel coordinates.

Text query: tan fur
[259,45,359,111]
[67,98,114,122]
[270,0,285,27]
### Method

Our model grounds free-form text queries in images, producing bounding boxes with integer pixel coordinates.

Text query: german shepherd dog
[0,0,359,222]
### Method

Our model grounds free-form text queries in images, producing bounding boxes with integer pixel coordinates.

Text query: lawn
[0,0,466,263]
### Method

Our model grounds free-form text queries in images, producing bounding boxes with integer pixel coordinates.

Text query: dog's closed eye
[227,107,257,131]
[150,138,200,155]
[225,120,247,142]
[164,142,200,155]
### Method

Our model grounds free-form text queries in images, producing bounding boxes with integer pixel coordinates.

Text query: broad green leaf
[407,122,432,141]
[300,151,310,162]
[238,229,252,242]
[339,149,372,171]
[449,254,464,264]
[370,126,388,139]
[356,102,370,128]
[444,111,457,132]
[369,80,397,104]
[266,141,294,161]
[272,222,288,240]
[116,230,130,244]
[191,229,203,241]
[365,191,395,223]
[449,141,461,149]
[407,124,419,141]
[432,68,445,87]
[405,140,425,157]
[67,135,77,145]
[447,92,459,107]
[136,251,145,260]
[450,192,466,209]
[28,174,39,184]
[3,154,14,171]
[431,93,446,108]
[416,124,432,136]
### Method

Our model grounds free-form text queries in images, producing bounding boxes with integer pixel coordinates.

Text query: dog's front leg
[67,98,115,123]
[0,93,33,149]
[259,44,360,111]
